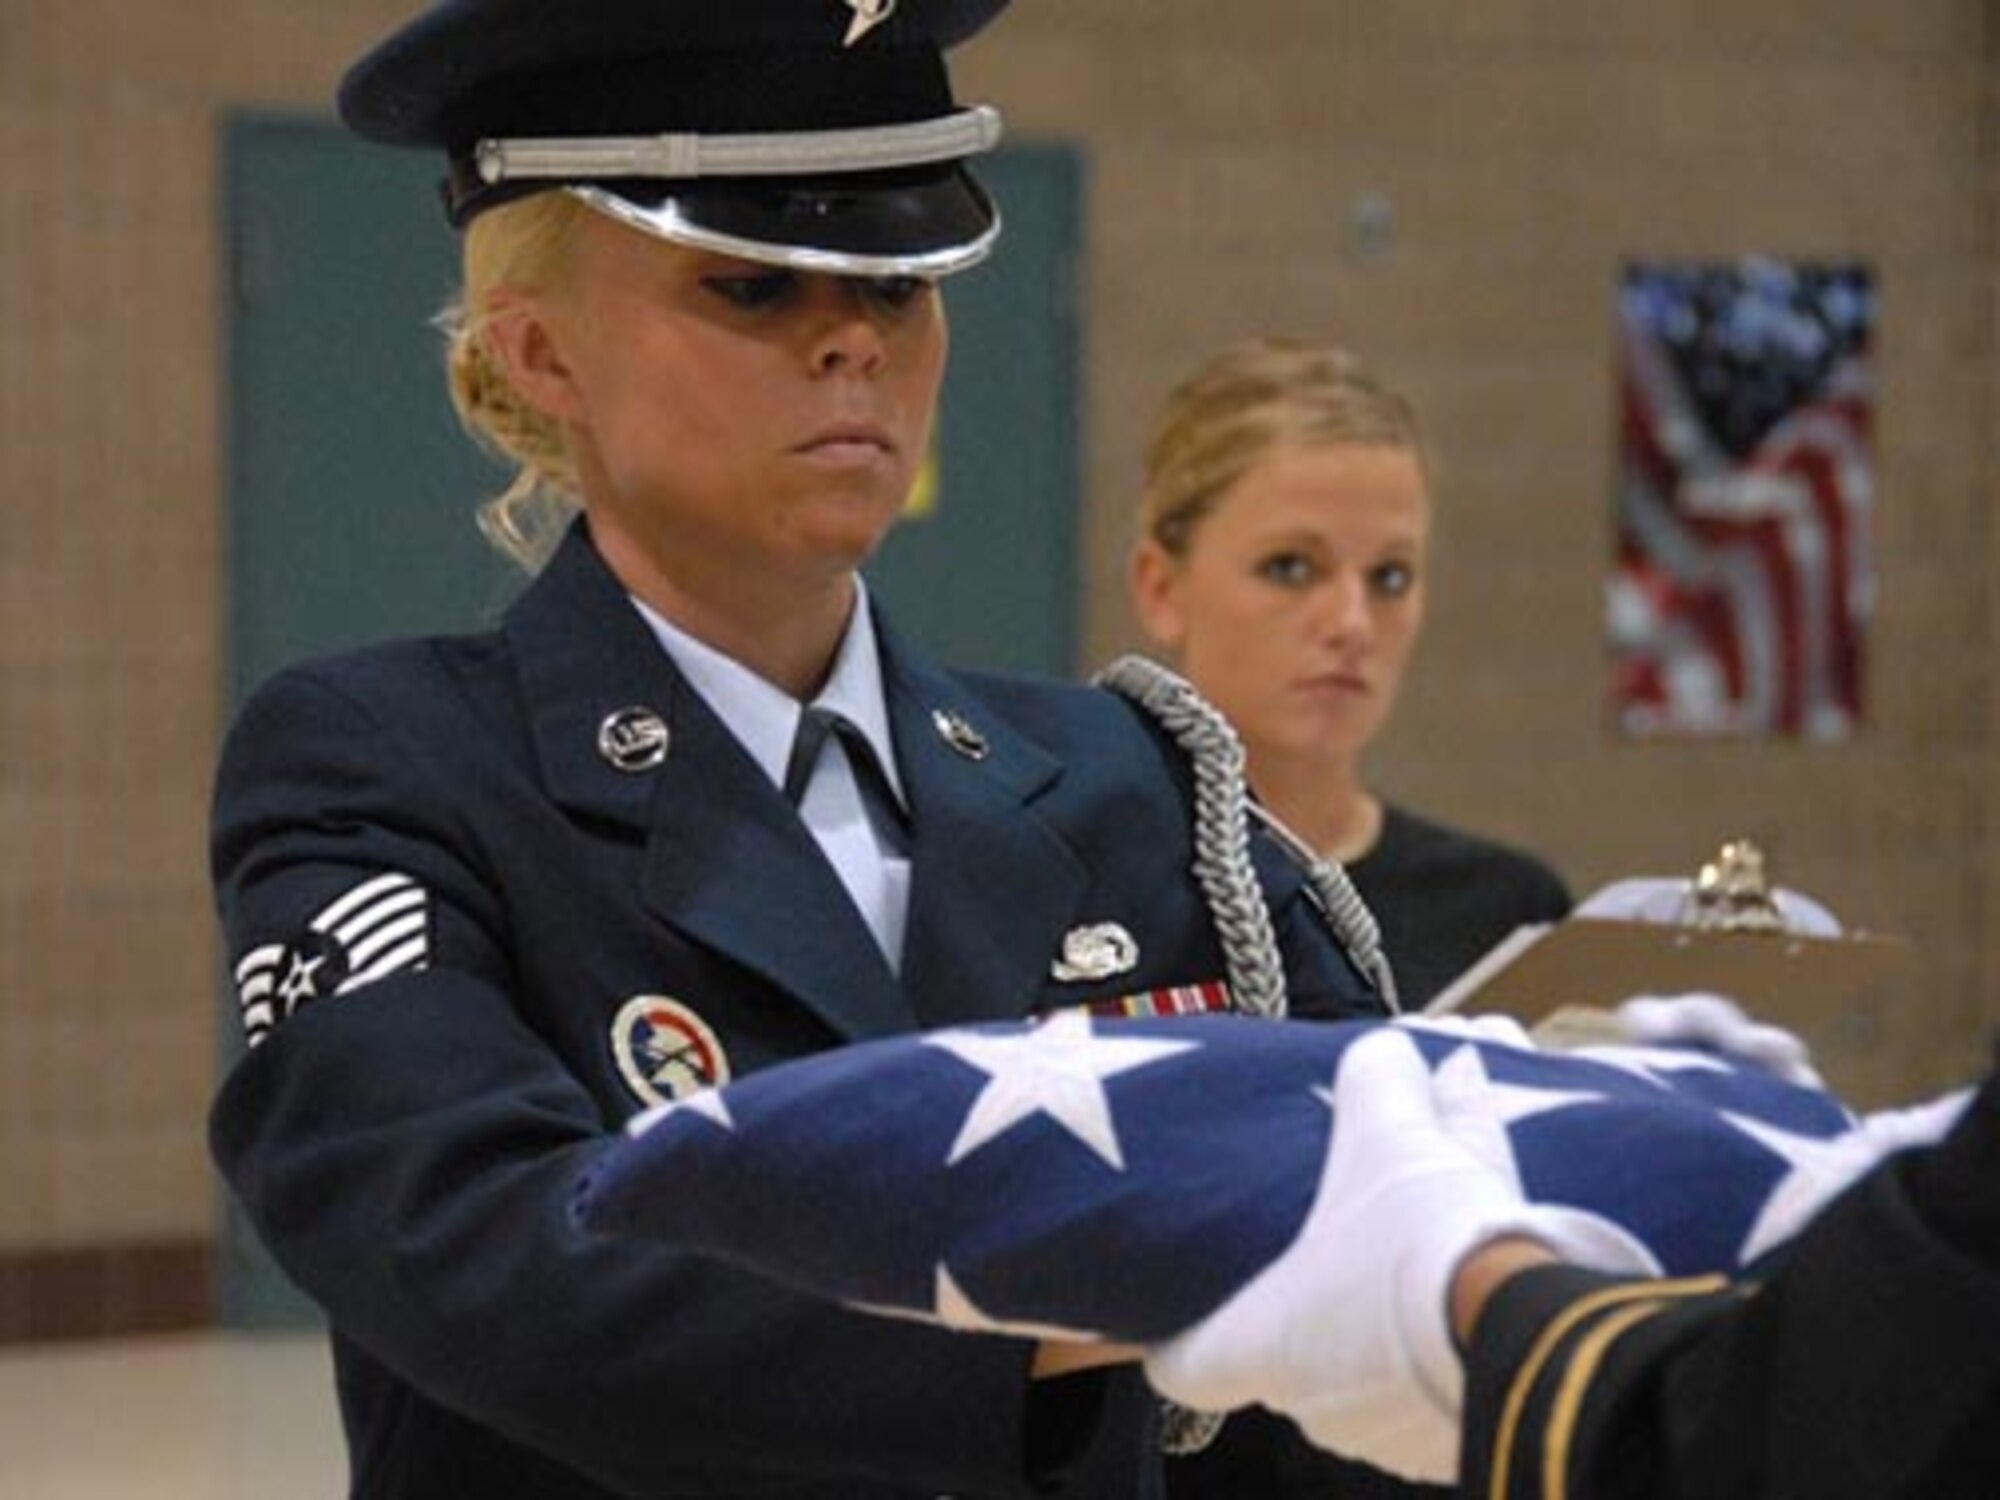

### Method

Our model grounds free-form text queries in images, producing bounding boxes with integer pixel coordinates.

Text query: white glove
[1143,1029,1656,1484]
[1616,992,1825,1088]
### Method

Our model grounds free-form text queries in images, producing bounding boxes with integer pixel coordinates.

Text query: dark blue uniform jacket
[209,526,1382,1499]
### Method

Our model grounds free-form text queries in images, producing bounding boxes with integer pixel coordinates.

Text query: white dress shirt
[630,585,911,970]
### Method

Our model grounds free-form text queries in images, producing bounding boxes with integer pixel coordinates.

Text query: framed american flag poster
[1609,259,1875,740]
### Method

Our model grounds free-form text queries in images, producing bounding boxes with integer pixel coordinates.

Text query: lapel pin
[1051,922,1140,983]
[598,707,671,772]
[932,708,989,761]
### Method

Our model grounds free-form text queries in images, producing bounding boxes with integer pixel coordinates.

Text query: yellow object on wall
[904,443,939,519]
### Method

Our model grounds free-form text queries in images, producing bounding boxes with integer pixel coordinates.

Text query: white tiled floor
[0,1331,346,1498]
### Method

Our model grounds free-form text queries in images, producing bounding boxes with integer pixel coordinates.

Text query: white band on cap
[476,104,1003,186]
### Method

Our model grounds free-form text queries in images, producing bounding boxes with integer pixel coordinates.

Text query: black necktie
[783,706,839,805]
[784,707,909,837]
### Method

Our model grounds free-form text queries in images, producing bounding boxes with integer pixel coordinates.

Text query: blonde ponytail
[438,192,590,572]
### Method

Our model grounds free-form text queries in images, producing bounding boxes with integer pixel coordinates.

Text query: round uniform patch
[612,996,731,1108]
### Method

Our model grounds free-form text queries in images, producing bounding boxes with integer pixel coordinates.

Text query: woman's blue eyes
[1254,555,1417,596]
[1371,562,1415,597]
[1256,554,1317,587]
[701,273,932,312]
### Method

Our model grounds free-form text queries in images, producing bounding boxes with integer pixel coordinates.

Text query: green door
[219,114,1082,1323]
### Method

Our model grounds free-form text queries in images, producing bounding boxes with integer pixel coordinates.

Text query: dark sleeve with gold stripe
[1458,1266,1737,1500]
[1459,1057,2000,1500]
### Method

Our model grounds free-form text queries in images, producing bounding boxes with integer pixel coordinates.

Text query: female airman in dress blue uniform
[207,3,1388,1496]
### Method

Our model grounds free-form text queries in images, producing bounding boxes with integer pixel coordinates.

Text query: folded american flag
[571,1011,1888,1343]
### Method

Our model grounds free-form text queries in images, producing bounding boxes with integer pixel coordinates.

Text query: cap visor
[570,164,998,277]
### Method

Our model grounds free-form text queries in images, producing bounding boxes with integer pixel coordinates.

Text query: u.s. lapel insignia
[932,708,989,761]
[1050,922,1140,983]
[841,0,896,47]
[598,708,671,772]
[612,996,731,1108]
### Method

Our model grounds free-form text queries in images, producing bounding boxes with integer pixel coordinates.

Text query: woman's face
[1132,441,1430,766]
[501,210,947,597]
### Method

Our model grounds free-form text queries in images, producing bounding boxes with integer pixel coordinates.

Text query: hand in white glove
[1616,992,1825,1088]
[1143,1029,1656,1484]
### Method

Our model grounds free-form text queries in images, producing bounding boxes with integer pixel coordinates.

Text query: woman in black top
[1129,336,1571,1011]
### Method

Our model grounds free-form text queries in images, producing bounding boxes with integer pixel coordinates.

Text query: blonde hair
[438,192,591,572]
[1140,338,1425,556]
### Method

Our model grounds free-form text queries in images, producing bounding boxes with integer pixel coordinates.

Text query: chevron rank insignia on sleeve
[233,872,431,1048]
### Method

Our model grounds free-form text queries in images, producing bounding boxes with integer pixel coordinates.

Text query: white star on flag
[1728,1111,1879,1263]
[629,1088,734,1139]
[925,1007,1197,1168]
[1726,1088,1970,1264]
[1430,1041,1622,1184]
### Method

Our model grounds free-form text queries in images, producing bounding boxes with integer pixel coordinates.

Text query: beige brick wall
[0,0,413,1264]
[0,3,1992,1294]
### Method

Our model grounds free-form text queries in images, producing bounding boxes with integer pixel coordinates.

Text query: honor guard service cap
[338,0,1010,277]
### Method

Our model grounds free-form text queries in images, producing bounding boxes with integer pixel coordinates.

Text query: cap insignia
[843,0,897,47]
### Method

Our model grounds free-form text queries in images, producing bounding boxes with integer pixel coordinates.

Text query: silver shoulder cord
[1244,801,1400,1011]
[1093,654,1400,1456]
[1094,654,1398,1013]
